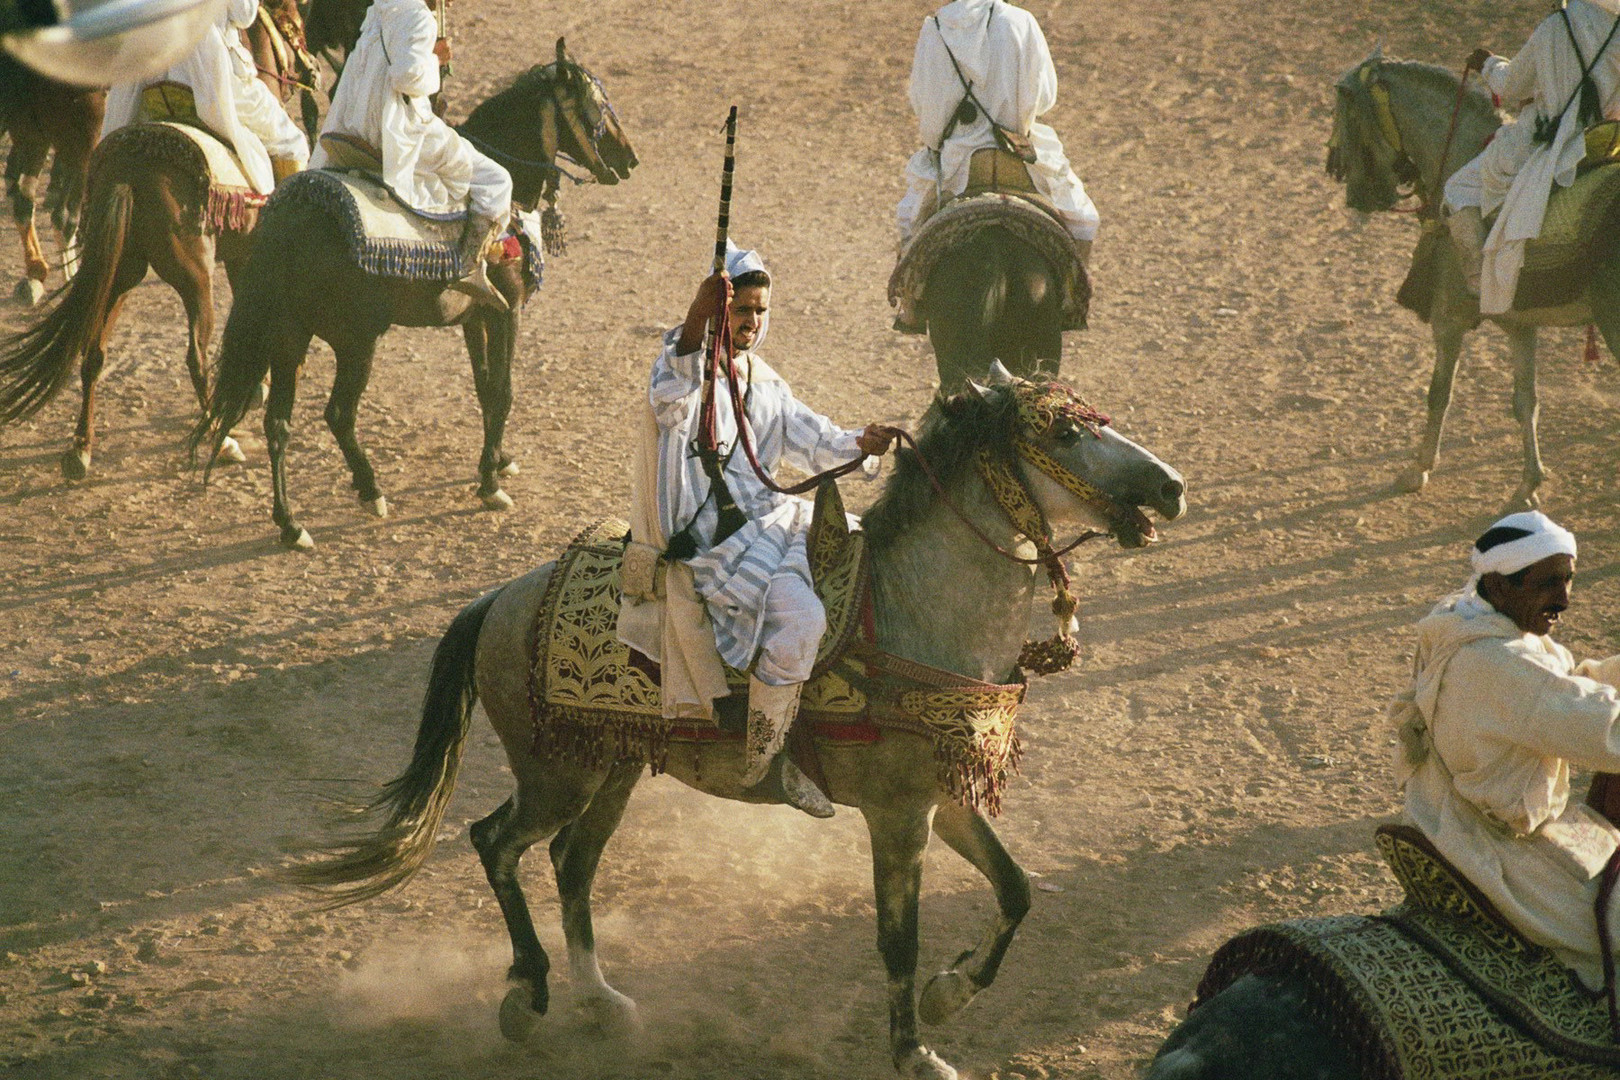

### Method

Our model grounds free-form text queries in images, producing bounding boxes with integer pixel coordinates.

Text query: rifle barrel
[713,106,738,274]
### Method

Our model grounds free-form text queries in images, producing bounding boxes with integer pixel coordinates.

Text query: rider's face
[730,284,769,351]
[1480,553,1575,637]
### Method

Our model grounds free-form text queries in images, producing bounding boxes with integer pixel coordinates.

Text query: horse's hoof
[14,277,44,305]
[219,436,247,464]
[497,460,520,477]
[481,488,514,511]
[898,1045,958,1080]
[498,986,539,1043]
[281,526,314,551]
[1393,465,1429,495]
[363,495,388,519]
[918,970,977,1025]
[60,446,89,480]
[578,990,642,1037]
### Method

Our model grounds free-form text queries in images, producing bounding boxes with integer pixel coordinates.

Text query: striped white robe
[643,329,863,671]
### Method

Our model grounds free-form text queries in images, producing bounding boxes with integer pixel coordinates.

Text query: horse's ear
[964,378,993,401]
[556,37,569,65]
[984,360,1017,387]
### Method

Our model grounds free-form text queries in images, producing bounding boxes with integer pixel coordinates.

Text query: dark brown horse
[0,2,317,479]
[189,42,638,549]
[245,0,323,139]
[0,55,105,306]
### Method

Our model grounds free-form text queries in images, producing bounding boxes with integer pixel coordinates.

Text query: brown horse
[0,3,316,479]
[189,42,638,548]
[245,0,323,138]
[286,371,1187,1079]
[0,55,105,306]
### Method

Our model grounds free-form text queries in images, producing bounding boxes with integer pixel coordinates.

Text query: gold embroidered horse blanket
[94,121,266,234]
[1192,824,1620,1079]
[528,487,1027,815]
[888,191,1091,331]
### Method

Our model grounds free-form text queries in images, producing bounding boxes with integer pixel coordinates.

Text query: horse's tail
[0,180,133,425]
[185,208,290,476]
[283,587,503,908]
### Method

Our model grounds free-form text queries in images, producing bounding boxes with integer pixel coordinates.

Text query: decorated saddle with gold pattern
[1191,824,1620,1079]
[528,483,1027,815]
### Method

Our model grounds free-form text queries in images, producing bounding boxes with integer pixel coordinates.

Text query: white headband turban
[715,239,770,351]
[1468,510,1577,589]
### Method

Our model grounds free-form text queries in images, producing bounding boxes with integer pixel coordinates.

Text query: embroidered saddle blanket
[528,484,1026,814]
[95,120,265,234]
[1511,160,1620,311]
[889,190,1091,331]
[1191,824,1620,1079]
[267,167,469,280]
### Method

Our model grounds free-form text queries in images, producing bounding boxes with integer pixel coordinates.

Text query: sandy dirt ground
[4,0,1619,1077]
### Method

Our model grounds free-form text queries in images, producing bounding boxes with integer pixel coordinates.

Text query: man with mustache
[1390,510,1620,996]
[619,243,897,818]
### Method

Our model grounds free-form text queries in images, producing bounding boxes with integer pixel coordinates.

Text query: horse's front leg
[461,302,516,510]
[7,144,49,304]
[917,801,1029,1026]
[1505,325,1544,510]
[863,802,958,1080]
[1395,315,1467,494]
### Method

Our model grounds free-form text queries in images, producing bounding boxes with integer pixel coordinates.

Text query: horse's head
[544,38,638,185]
[1327,53,1418,212]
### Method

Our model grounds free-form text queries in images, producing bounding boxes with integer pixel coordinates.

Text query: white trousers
[418,120,512,223]
[752,563,826,688]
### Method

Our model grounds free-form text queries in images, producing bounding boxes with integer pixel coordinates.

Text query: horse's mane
[462,65,559,128]
[1360,57,1502,119]
[862,385,1019,551]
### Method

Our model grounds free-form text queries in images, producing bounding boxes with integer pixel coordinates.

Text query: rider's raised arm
[384,1,442,99]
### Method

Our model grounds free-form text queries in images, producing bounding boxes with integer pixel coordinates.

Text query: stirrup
[449,262,510,313]
[779,757,835,819]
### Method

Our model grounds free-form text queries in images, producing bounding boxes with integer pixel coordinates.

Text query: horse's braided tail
[0,180,133,425]
[282,587,504,909]
[186,208,288,478]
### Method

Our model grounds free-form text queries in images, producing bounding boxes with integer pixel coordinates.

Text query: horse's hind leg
[6,134,50,303]
[1395,318,1467,494]
[469,763,611,1042]
[863,802,959,1080]
[1505,326,1544,511]
[264,329,315,549]
[64,256,146,479]
[324,334,386,518]
[916,801,1029,1027]
[549,758,643,1033]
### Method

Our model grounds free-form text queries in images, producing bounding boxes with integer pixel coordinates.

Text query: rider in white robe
[618,244,894,817]
[896,0,1099,249]
[1392,512,1620,990]
[101,0,309,194]
[1442,0,1620,314]
[310,0,512,310]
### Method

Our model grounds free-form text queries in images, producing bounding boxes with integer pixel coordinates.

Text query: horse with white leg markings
[285,368,1187,1080]
[1327,51,1620,511]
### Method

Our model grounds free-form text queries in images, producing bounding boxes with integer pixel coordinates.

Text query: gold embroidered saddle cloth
[267,154,470,281]
[888,189,1091,331]
[528,483,1027,815]
[1192,824,1620,1079]
[1507,158,1620,310]
[96,106,266,234]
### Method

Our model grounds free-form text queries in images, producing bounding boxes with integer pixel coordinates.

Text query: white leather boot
[742,676,833,818]
[448,214,510,313]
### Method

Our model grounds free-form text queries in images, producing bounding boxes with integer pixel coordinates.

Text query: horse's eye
[1053,422,1080,443]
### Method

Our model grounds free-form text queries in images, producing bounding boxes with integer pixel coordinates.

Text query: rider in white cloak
[1391,511,1620,991]
[309,0,513,312]
[897,1,1097,241]
[101,0,309,194]
[1442,0,1620,314]
[618,243,896,818]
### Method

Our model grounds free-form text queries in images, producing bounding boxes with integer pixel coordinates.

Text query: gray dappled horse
[287,370,1186,1080]
[189,42,637,549]
[1328,52,1620,510]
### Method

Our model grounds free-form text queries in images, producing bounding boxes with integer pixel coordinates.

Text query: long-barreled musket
[696,106,738,461]
[436,0,451,79]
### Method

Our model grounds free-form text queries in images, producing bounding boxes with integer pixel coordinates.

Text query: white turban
[1467,510,1577,591]
[717,240,770,351]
